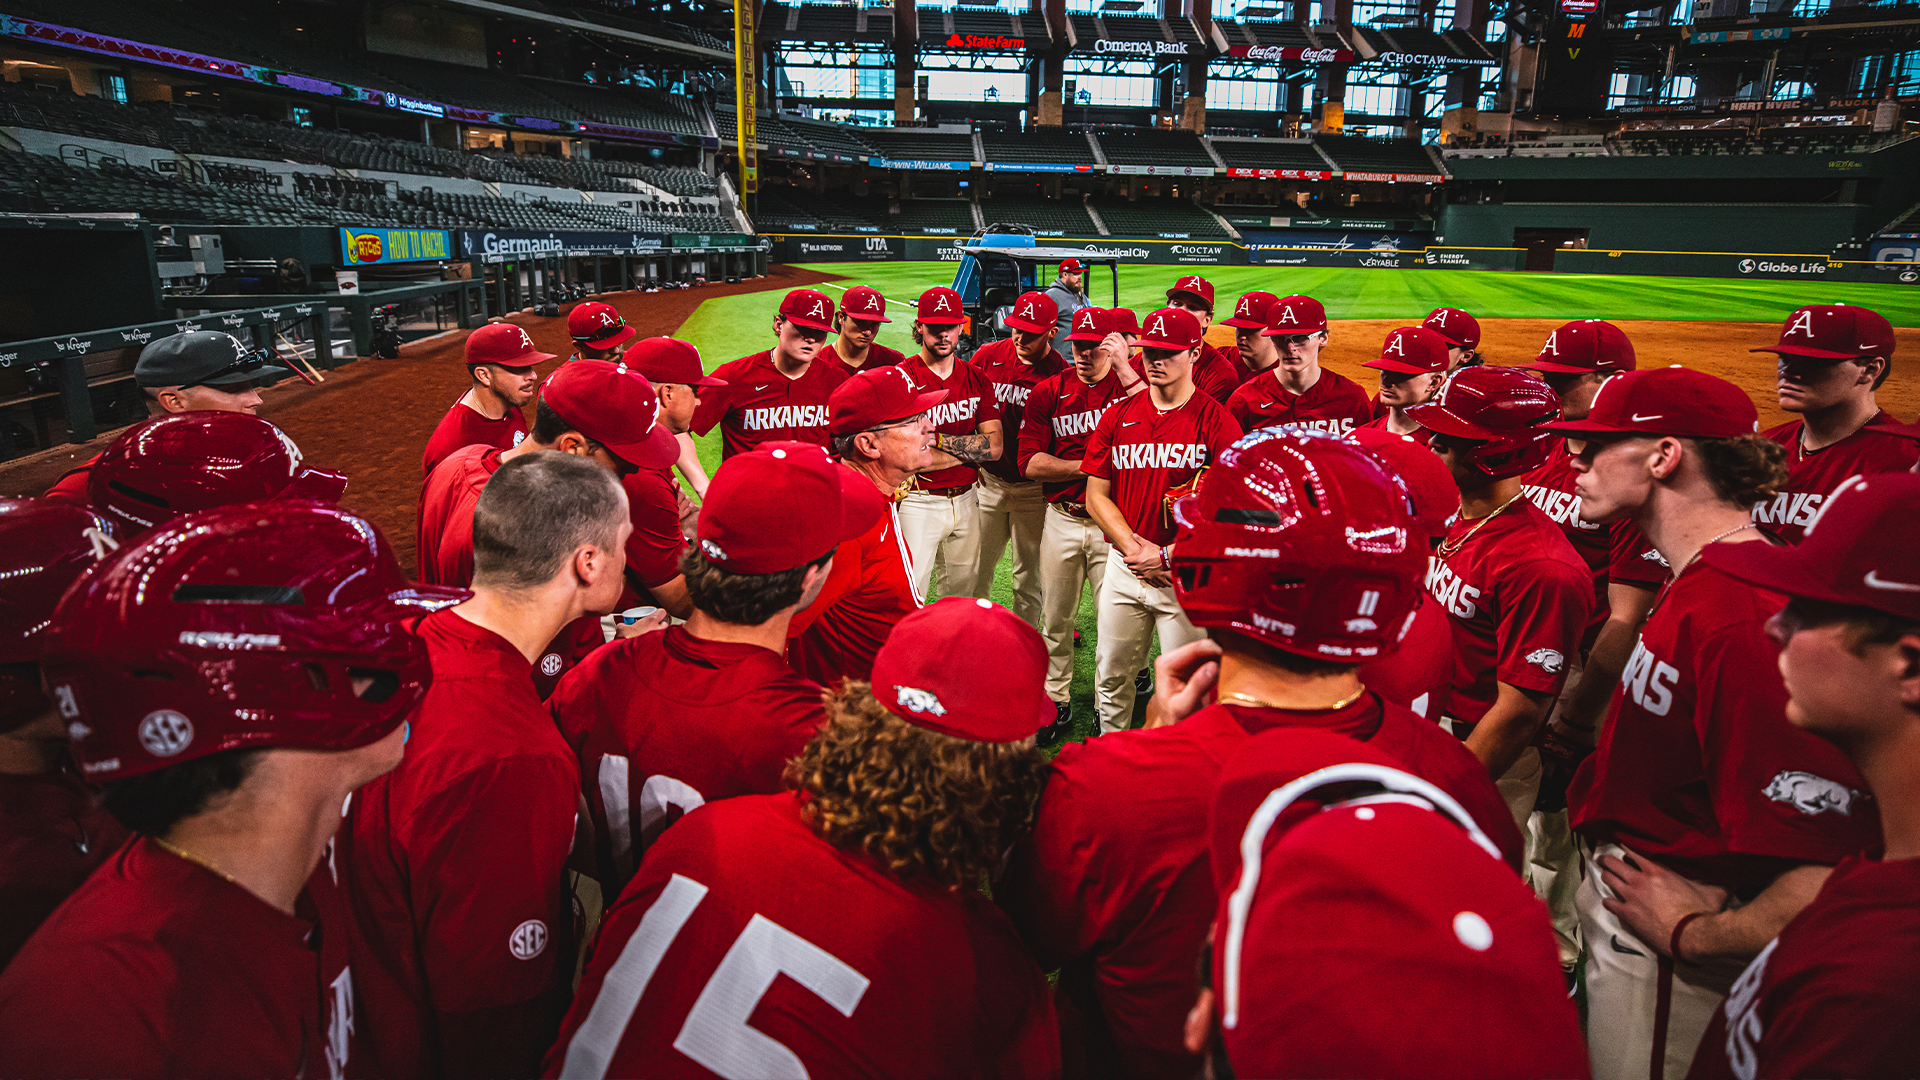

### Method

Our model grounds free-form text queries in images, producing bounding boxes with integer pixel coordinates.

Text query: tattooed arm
[925,420,1004,470]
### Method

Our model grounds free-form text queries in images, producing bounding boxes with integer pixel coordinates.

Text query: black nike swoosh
[1610,934,1646,958]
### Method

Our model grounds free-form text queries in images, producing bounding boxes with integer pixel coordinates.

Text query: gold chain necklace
[1436,492,1526,558]
[1224,686,1368,712]
[151,836,239,886]
[1650,522,1759,618]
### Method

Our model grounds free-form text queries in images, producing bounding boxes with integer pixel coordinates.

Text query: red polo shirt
[694,351,850,459]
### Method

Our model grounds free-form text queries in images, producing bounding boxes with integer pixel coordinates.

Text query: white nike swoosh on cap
[1865,570,1920,592]
[1630,413,1664,422]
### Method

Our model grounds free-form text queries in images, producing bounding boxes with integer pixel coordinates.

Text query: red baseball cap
[1166,274,1215,311]
[1065,306,1113,343]
[1348,427,1459,537]
[1138,307,1204,351]
[1364,327,1450,375]
[839,285,892,324]
[1221,291,1279,330]
[567,301,637,349]
[829,365,948,436]
[539,359,680,469]
[1005,291,1059,335]
[1752,303,1896,361]
[465,322,556,368]
[915,286,967,326]
[870,596,1054,741]
[625,337,725,388]
[778,289,837,333]
[696,441,888,575]
[1264,295,1328,336]
[1110,307,1142,336]
[1059,258,1086,273]
[1422,307,1481,350]
[1523,319,1636,374]
[1707,471,1920,621]
[1545,366,1758,440]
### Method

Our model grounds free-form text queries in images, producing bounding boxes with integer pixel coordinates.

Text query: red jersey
[0,769,129,971]
[1425,502,1592,723]
[1354,415,1433,445]
[1523,445,1668,637]
[342,609,581,1080]
[1688,852,1920,1080]
[787,480,919,687]
[1192,341,1242,404]
[1568,563,1878,891]
[416,442,499,587]
[694,351,850,460]
[422,396,528,477]
[822,340,907,374]
[1359,592,1454,718]
[1083,389,1242,545]
[544,792,1060,1080]
[969,337,1064,485]
[900,354,1002,491]
[1757,414,1919,543]
[1226,368,1375,436]
[549,625,825,890]
[1018,367,1133,505]
[999,696,1520,1080]
[623,465,687,591]
[0,837,357,1080]
[39,456,96,505]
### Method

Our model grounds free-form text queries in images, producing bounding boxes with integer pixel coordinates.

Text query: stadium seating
[981,131,1097,166]
[1612,125,1889,157]
[1209,137,1333,172]
[886,199,977,233]
[861,128,978,164]
[1314,134,1444,175]
[1094,129,1215,169]
[1092,199,1229,238]
[977,195,1097,236]
[1228,18,1317,48]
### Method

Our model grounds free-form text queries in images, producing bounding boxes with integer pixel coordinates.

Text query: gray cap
[135,331,293,389]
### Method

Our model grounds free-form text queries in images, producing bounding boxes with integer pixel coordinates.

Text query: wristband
[1160,544,1172,570]
[1669,910,1711,965]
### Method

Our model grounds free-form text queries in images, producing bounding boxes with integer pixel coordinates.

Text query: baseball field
[5,263,1916,736]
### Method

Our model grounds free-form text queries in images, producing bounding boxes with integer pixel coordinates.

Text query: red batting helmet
[0,498,112,732]
[1170,429,1427,663]
[1406,367,1561,479]
[43,502,463,783]
[88,412,347,540]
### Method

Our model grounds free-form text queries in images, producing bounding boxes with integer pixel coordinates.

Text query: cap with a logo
[1138,307,1204,352]
[1110,308,1142,337]
[1166,275,1215,311]
[1708,471,1920,622]
[1422,307,1481,350]
[1005,291,1059,335]
[1544,366,1757,440]
[696,441,889,575]
[539,359,679,468]
[1523,319,1636,374]
[1751,303,1896,362]
[625,337,726,388]
[916,286,967,326]
[829,365,949,436]
[567,302,637,349]
[1264,295,1329,337]
[840,285,892,324]
[464,322,557,369]
[778,289,837,333]
[1221,291,1279,330]
[1059,258,1086,273]
[135,330,293,388]
[870,596,1055,741]
[1364,326,1450,375]
[1066,307,1114,343]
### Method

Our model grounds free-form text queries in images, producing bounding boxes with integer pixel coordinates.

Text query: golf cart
[949,223,1122,358]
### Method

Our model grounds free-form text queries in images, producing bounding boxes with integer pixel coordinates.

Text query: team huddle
[0,264,1915,1080]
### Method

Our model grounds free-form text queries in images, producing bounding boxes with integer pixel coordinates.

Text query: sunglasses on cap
[577,316,628,343]
[179,348,274,391]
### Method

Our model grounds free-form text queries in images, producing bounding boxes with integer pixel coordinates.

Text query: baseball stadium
[1,0,1919,1076]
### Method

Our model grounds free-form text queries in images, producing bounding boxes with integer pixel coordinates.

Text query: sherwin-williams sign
[339,228,452,265]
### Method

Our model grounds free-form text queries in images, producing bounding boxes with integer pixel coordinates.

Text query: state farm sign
[1227,45,1355,63]
[944,33,1024,50]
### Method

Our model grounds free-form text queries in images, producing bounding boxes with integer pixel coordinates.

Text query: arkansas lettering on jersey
[1109,442,1212,471]
[1226,368,1374,437]
[900,355,1001,490]
[1083,390,1243,544]
[1017,366,1131,503]
[694,351,850,459]
[1756,415,1919,543]
[742,403,831,431]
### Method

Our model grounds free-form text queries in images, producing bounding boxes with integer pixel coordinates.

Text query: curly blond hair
[788,681,1048,889]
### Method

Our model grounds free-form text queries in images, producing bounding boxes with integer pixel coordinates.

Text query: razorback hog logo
[1525,648,1565,674]
[894,686,946,716]
[1763,770,1861,816]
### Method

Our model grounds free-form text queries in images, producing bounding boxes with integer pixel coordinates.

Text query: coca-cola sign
[1227,45,1355,63]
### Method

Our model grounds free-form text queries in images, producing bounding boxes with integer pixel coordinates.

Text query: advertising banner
[1109,164,1216,176]
[1226,45,1354,62]
[984,162,1099,173]
[1368,51,1501,67]
[1341,171,1449,183]
[942,33,1025,49]
[1087,38,1192,56]
[869,158,973,171]
[339,228,452,265]
[1221,167,1334,180]
[1554,249,1915,284]
[735,0,758,193]
[459,230,667,259]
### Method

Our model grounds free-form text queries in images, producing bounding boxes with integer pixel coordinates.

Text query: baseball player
[0,501,443,1079]
[1219,290,1281,384]
[1408,366,1591,827]
[692,288,849,459]
[1193,728,1588,1080]
[1425,306,1484,370]
[1690,472,1920,1080]
[1082,306,1242,733]
[823,284,907,373]
[968,290,1062,626]
[786,367,946,686]
[566,300,636,361]
[1349,426,1461,718]
[1019,307,1148,737]
[1044,257,1092,362]
[1226,294,1373,436]
[896,286,1003,600]
[344,452,630,1080]
[1000,429,1517,1080]
[1752,303,1915,543]
[0,499,128,971]
[550,441,884,891]
[421,322,548,478]
[1357,326,1449,440]
[546,598,1060,1080]
[1163,274,1245,402]
[617,338,728,620]
[1548,367,1881,1080]
[1110,306,1142,345]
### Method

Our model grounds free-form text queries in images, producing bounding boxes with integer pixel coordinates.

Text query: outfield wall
[1438,203,1868,259]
